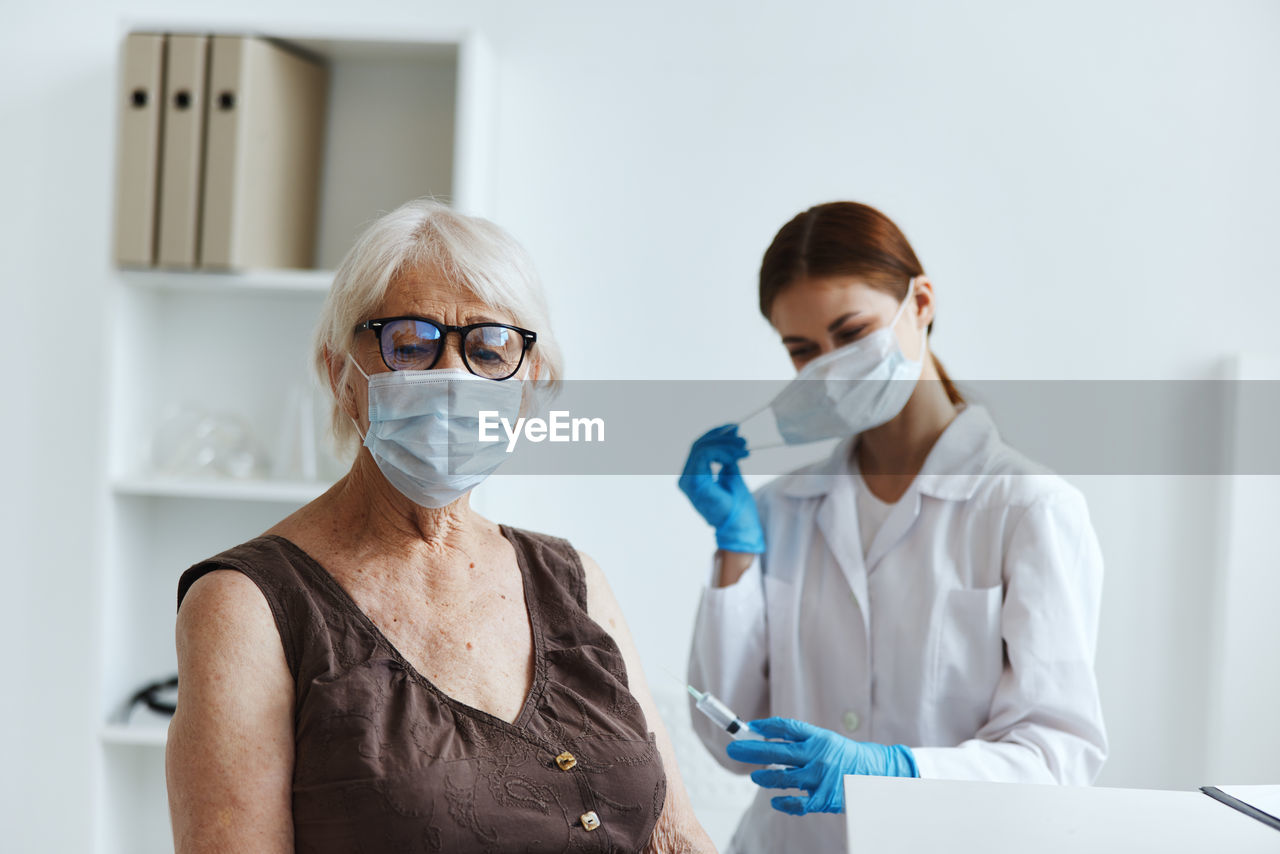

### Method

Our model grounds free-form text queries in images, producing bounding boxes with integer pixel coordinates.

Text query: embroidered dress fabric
[177,528,666,853]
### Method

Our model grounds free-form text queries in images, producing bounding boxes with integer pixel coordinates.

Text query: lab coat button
[555,751,577,771]
[843,710,861,733]
[580,810,601,831]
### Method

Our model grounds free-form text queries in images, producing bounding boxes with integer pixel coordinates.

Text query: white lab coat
[688,405,1107,854]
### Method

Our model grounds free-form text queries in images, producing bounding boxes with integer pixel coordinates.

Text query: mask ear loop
[346,355,371,443]
[891,276,917,330]
[742,436,790,452]
[735,401,788,453]
[896,276,931,363]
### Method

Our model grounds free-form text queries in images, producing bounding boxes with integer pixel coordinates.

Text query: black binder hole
[175,91,191,109]
[130,88,148,108]
[218,91,235,111]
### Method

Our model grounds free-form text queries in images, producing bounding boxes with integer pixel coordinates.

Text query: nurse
[680,202,1107,853]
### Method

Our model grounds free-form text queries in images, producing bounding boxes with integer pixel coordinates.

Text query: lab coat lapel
[861,405,998,569]
[816,473,871,628]
[865,487,922,571]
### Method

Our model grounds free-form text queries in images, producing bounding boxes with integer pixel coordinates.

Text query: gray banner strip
[448,380,1276,475]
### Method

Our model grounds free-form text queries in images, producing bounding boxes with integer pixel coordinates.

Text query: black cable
[127,675,179,716]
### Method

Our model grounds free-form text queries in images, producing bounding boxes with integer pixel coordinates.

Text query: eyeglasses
[354,316,537,380]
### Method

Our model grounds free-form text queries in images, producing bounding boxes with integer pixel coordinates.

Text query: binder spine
[156,34,210,268]
[200,35,244,269]
[199,37,327,270]
[112,33,167,267]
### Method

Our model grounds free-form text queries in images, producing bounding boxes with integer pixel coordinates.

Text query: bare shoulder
[573,553,717,851]
[575,548,605,587]
[575,549,647,695]
[174,568,292,720]
[169,570,295,852]
[575,549,625,633]
[177,569,281,661]
[173,569,293,749]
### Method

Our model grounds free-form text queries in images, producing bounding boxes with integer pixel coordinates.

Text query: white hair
[313,198,564,455]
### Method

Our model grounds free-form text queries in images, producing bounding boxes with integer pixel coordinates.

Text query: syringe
[688,684,754,740]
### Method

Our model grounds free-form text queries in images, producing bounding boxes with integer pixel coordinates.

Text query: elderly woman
[166,200,715,853]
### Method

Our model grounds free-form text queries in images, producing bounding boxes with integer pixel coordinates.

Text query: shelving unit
[112,475,331,503]
[119,268,335,295]
[101,723,170,749]
[95,22,493,854]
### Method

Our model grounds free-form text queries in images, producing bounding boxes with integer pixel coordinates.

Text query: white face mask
[349,359,525,508]
[758,278,927,445]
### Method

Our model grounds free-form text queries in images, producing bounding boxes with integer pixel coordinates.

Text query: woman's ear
[913,276,937,329]
[323,346,340,391]
[324,347,358,421]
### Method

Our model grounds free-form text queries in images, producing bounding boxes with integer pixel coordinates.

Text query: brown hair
[759,201,963,405]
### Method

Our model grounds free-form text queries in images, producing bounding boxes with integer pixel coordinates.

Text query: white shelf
[120,268,333,294]
[112,476,332,503]
[101,723,168,748]
[97,22,492,854]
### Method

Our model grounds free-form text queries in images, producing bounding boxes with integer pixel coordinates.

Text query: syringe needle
[658,665,688,689]
[657,666,710,707]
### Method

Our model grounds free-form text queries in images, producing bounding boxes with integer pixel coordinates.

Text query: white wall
[3,1,1279,850]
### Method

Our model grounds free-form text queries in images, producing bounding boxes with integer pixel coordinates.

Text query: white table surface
[845,777,1280,853]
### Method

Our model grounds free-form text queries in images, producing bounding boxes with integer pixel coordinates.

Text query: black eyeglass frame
[354,315,538,380]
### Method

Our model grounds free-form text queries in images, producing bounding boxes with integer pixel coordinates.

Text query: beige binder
[156,34,210,268]
[112,33,166,267]
[201,36,328,270]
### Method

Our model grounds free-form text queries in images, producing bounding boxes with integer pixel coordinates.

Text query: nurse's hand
[725,717,919,815]
[678,425,765,554]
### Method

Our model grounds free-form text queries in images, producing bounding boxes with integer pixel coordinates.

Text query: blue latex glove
[725,717,919,815]
[678,424,765,554]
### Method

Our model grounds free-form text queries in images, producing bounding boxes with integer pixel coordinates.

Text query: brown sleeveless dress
[177,526,666,853]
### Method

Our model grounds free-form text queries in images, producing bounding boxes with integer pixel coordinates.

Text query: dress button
[580,810,601,831]
[843,710,861,733]
[555,751,577,771]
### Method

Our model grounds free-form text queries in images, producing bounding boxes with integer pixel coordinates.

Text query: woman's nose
[435,334,468,372]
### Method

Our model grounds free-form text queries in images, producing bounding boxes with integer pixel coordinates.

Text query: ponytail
[930,352,964,406]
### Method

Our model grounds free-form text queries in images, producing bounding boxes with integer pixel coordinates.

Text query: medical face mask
[754,279,927,445]
[349,359,525,508]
